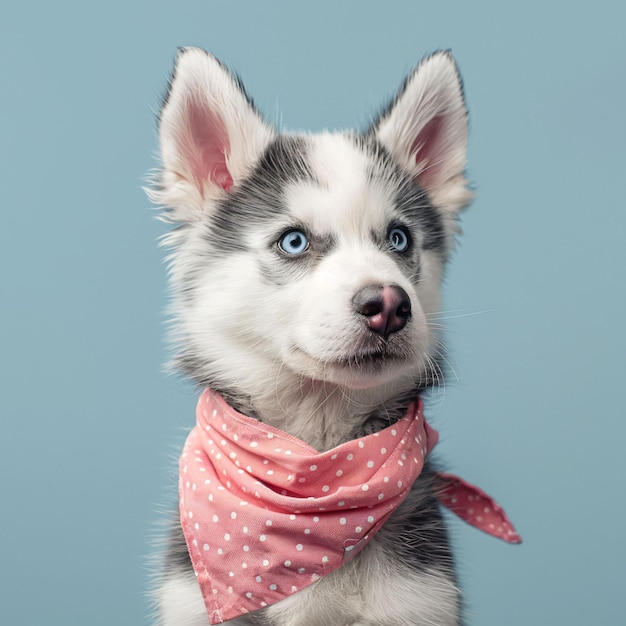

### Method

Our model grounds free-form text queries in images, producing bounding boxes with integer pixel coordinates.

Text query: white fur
[159,573,210,626]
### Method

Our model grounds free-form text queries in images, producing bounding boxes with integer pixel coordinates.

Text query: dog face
[151,48,471,399]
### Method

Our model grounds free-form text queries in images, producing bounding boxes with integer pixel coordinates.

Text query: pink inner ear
[181,97,234,193]
[411,115,445,192]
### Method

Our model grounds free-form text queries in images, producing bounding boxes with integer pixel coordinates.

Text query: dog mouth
[333,349,402,369]
[287,336,416,388]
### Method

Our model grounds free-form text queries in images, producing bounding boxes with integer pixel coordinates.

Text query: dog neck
[215,372,425,452]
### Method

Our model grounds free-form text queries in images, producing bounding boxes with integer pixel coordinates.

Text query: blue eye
[279,229,309,255]
[388,227,410,252]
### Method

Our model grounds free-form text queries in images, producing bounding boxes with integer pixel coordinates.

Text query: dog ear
[373,51,472,214]
[155,47,274,220]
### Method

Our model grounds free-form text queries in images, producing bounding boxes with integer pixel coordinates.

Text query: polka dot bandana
[179,390,521,624]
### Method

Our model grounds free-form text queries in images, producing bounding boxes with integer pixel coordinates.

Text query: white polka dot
[298,477,306,483]
[322,556,329,563]
[331,454,338,460]
[212,514,219,523]
[296,544,303,551]
[246,592,253,599]
[284,560,291,567]
[250,441,258,447]
[347,453,354,461]
[267,470,274,475]
[256,576,262,583]
[298,567,305,573]
[380,447,387,454]
[289,514,296,520]
[262,559,269,566]
[339,517,346,525]
[338,500,345,507]
[310,464,317,471]
[267,432,274,439]
[358,441,365,448]
[229,452,236,459]
[321,485,330,492]
[304,528,311,534]
[367,461,374,468]
[188,511,193,519]
[397,480,403,488]
[228,571,234,577]
[243,526,249,533]
[269,584,277,590]
[336,469,343,477]
[355,526,362,533]
[217,548,223,555]
[266,519,272,526]
[231,512,237,519]
[243,545,250,552]
[224,533,231,541]
[367,515,374,523]
[260,535,267,542]
[361,484,369,491]
[391,429,397,436]
[291,585,298,592]
[377,493,384,500]
[203,543,210,551]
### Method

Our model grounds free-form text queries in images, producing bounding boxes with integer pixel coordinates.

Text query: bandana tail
[436,472,522,544]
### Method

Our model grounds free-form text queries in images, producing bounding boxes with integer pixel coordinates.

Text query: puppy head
[150,48,472,397]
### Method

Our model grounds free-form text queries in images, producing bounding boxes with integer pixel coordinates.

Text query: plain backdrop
[2,1,625,624]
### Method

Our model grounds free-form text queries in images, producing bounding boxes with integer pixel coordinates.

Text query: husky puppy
[151,47,476,626]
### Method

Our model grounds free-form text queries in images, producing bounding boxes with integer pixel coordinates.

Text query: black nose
[352,285,411,337]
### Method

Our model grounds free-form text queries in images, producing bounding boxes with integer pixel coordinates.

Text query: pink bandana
[179,390,521,624]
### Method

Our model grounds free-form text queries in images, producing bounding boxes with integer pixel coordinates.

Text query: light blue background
[2,1,624,624]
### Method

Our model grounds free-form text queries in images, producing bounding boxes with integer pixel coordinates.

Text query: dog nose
[352,285,411,337]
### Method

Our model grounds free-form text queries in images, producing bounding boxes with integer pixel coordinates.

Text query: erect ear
[155,47,274,220]
[373,51,473,214]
